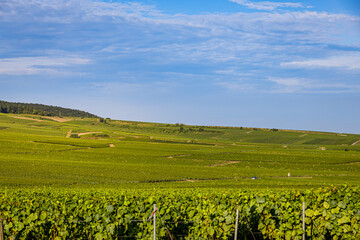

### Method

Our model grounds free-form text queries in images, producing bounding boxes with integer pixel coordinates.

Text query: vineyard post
[302,202,305,240]
[0,218,4,240]
[153,204,157,240]
[234,208,239,240]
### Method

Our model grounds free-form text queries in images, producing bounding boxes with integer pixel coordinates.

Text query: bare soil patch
[290,176,313,179]
[11,116,43,122]
[208,161,238,167]
[342,161,360,165]
[66,130,72,138]
[41,116,72,122]
[351,139,360,146]
[109,144,115,148]
[270,175,313,179]
[166,154,191,159]
[77,132,103,136]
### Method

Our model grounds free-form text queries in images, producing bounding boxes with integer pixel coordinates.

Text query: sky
[0,0,359,133]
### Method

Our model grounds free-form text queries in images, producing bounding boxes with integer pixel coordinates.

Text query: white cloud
[99,46,117,53]
[215,81,256,91]
[1,0,160,23]
[281,54,360,70]
[216,77,360,94]
[230,0,305,11]
[0,56,90,75]
[268,77,302,87]
[4,0,358,29]
[1,0,360,95]
[267,77,360,93]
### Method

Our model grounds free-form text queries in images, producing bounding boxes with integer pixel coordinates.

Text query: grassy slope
[0,113,359,189]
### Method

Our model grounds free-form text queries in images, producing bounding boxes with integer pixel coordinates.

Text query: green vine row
[0,186,359,239]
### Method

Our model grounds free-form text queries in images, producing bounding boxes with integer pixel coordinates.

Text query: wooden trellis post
[303,202,306,240]
[0,218,4,240]
[234,208,239,240]
[153,204,157,240]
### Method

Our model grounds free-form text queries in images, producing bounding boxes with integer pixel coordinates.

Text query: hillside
[0,112,359,189]
[1,111,360,239]
[0,100,99,118]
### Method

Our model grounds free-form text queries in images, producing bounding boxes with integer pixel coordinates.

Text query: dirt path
[208,161,238,167]
[77,132,103,136]
[66,130,72,138]
[11,116,43,122]
[340,161,360,165]
[351,139,360,146]
[299,134,308,137]
[270,175,313,179]
[290,176,313,178]
[41,116,72,122]
[166,154,191,159]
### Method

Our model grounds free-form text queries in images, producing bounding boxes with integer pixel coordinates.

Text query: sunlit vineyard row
[1,186,359,239]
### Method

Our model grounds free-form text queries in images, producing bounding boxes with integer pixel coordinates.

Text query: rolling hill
[1,105,359,239]
[0,109,359,189]
[0,100,99,118]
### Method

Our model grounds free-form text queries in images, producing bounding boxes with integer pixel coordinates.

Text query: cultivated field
[0,113,359,189]
[0,113,359,239]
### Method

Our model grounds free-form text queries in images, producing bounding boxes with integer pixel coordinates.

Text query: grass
[0,113,359,190]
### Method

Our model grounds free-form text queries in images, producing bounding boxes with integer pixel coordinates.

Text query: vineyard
[0,186,359,239]
[0,113,360,239]
[0,113,359,189]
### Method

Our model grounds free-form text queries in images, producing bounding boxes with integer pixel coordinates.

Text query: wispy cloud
[269,77,302,87]
[1,0,359,95]
[230,0,305,11]
[0,56,90,75]
[267,77,360,93]
[1,0,160,23]
[281,53,360,70]
[215,76,360,94]
[215,81,257,91]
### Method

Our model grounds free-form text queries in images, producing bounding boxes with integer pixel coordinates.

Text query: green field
[1,113,360,239]
[0,113,359,189]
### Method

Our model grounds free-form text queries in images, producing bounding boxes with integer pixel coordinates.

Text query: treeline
[0,100,99,118]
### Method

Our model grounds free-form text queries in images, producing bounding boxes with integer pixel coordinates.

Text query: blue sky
[0,0,359,133]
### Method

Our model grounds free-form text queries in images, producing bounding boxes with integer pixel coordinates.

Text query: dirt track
[77,132,102,136]
[166,154,191,159]
[208,161,238,167]
[11,116,43,122]
[41,116,72,122]
[66,130,72,138]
